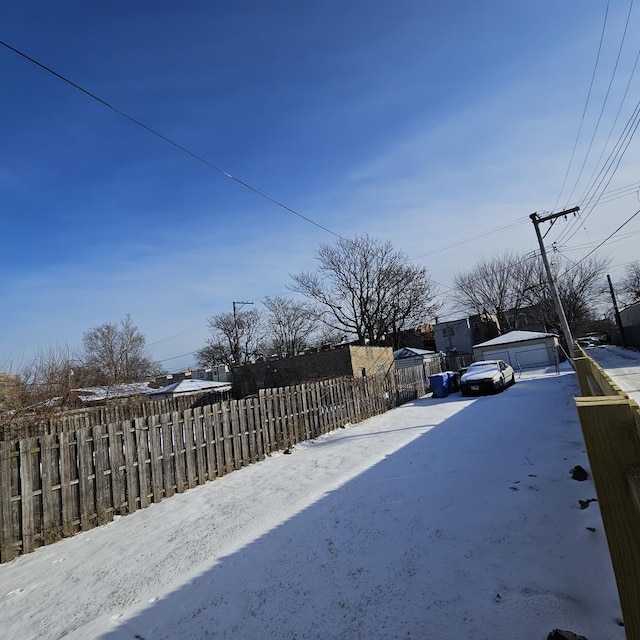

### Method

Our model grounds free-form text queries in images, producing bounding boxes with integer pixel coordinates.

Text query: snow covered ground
[0,366,625,640]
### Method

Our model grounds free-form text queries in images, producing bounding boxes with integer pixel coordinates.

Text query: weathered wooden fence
[573,345,640,640]
[0,365,433,563]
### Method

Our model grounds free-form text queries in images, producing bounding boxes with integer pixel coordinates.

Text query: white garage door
[483,344,551,368]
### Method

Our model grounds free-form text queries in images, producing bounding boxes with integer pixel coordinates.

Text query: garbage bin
[429,373,449,398]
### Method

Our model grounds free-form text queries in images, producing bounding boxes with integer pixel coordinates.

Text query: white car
[459,360,515,396]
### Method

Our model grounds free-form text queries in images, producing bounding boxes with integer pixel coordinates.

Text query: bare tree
[262,296,319,356]
[453,251,610,338]
[291,235,439,349]
[81,314,162,384]
[527,255,611,337]
[619,260,640,305]
[0,346,91,436]
[452,252,538,332]
[197,309,264,367]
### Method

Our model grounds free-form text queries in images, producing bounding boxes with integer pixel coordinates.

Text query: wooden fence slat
[107,423,126,514]
[135,418,151,509]
[0,442,16,562]
[182,410,198,489]
[19,438,36,555]
[238,399,250,466]
[244,398,257,464]
[171,412,187,493]
[203,405,217,481]
[58,431,77,534]
[212,406,225,478]
[229,400,242,471]
[122,420,140,513]
[93,425,111,525]
[40,434,60,544]
[160,413,176,498]
[77,426,95,530]
[221,401,234,474]
[254,397,265,461]
[192,407,207,484]
[148,416,164,502]
[265,390,276,454]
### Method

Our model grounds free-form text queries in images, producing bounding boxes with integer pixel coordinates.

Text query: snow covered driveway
[0,368,623,639]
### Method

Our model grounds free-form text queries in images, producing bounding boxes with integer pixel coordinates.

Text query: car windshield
[467,363,498,373]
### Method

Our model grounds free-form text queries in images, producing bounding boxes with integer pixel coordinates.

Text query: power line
[565,206,640,273]
[554,0,610,209]
[0,39,346,241]
[564,0,631,206]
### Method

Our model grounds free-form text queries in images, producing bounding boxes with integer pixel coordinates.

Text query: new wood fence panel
[107,423,126,514]
[575,397,640,640]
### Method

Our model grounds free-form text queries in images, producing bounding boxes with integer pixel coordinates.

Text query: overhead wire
[0,39,346,241]
[553,0,610,210]
[563,0,630,207]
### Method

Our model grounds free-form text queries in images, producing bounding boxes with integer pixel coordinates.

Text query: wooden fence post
[575,396,640,639]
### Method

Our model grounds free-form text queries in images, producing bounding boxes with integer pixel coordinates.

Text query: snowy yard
[0,365,625,640]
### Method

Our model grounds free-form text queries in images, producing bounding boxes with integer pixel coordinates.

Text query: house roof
[393,347,436,359]
[74,383,155,402]
[474,330,557,349]
[149,378,232,396]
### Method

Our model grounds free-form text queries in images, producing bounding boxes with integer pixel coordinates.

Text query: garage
[473,330,560,369]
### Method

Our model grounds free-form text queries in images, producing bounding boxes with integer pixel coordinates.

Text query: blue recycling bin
[429,373,449,398]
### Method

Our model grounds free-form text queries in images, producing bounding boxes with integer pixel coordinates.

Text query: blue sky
[2,1,640,372]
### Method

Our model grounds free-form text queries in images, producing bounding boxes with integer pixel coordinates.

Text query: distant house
[148,378,232,401]
[472,330,560,369]
[433,314,499,356]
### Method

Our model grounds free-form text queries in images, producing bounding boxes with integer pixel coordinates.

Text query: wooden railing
[573,345,640,640]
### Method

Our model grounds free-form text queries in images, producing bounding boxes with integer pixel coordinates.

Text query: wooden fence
[0,365,433,563]
[573,345,640,640]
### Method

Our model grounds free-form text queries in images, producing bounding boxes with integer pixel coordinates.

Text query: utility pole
[530,207,579,364]
[232,300,253,364]
[607,274,627,347]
